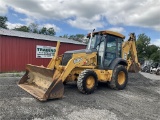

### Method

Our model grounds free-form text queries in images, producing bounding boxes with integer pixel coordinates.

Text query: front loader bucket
[18,64,64,101]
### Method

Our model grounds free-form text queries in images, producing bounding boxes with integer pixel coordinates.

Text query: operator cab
[87,30,125,69]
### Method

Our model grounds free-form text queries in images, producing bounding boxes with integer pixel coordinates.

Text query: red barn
[0,29,86,72]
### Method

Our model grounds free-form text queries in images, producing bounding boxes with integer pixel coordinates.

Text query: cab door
[104,35,122,67]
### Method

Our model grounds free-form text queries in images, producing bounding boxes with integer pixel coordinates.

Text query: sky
[0,0,160,46]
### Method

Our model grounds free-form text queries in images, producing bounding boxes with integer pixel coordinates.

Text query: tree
[68,35,76,39]
[13,26,30,32]
[149,46,160,62]
[47,27,56,36]
[29,23,39,33]
[68,34,85,42]
[0,16,8,29]
[75,34,84,39]
[147,45,159,59]
[62,34,68,38]
[13,24,56,36]
[39,27,56,36]
[136,33,160,62]
[39,27,48,35]
[136,33,151,59]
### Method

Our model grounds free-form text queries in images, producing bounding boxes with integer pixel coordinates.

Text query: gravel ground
[0,73,160,120]
[139,71,160,80]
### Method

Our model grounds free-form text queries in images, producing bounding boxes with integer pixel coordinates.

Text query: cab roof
[88,30,125,39]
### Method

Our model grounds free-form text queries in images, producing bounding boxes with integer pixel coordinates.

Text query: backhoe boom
[122,33,140,72]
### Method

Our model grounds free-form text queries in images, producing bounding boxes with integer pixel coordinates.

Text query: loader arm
[59,52,97,82]
[47,41,61,69]
[122,33,140,72]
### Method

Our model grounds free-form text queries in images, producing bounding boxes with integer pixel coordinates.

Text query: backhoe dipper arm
[122,33,140,72]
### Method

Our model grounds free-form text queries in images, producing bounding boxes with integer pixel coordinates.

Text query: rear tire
[108,65,128,90]
[77,69,97,94]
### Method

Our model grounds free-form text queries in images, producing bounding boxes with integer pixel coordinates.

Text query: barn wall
[0,36,86,72]
[0,36,2,72]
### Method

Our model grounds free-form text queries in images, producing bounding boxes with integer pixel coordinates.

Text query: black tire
[108,65,128,90]
[77,69,98,94]
[63,81,67,85]
[156,69,160,75]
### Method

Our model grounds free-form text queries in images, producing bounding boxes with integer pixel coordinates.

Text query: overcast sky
[0,0,160,46]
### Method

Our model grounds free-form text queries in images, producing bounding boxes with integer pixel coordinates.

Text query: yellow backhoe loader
[18,30,140,101]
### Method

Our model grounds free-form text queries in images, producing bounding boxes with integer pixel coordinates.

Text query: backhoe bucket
[128,62,141,73]
[18,64,64,101]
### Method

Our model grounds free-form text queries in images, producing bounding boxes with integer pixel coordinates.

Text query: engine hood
[65,49,97,54]
[61,49,97,66]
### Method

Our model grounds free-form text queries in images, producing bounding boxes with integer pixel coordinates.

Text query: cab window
[104,35,122,67]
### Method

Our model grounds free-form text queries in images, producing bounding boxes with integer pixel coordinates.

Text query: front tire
[108,65,128,90]
[77,69,98,94]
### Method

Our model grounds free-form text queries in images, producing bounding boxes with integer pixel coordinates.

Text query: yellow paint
[58,52,97,82]
[47,41,60,69]
[94,69,113,82]
[122,34,141,72]
[90,30,125,39]
[117,71,125,85]
[86,76,95,89]
[18,30,141,101]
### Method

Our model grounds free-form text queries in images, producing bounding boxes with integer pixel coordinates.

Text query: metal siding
[0,36,86,72]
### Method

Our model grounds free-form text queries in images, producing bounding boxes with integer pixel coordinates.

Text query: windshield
[87,34,102,49]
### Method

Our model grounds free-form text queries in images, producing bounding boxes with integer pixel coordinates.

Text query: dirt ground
[0,73,160,120]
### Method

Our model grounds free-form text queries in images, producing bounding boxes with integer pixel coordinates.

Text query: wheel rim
[86,76,95,89]
[118,71,125,85]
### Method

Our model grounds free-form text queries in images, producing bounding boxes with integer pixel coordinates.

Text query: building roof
[0,28,85,45]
